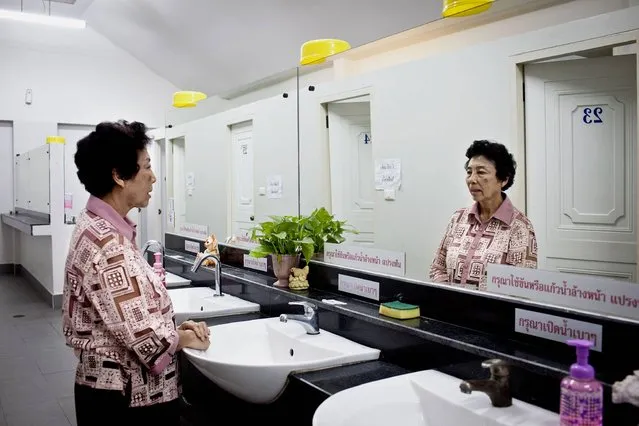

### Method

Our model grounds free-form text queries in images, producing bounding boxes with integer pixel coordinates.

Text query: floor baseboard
[14,265,62,309]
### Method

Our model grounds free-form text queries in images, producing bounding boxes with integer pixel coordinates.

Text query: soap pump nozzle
[567,339,595,380]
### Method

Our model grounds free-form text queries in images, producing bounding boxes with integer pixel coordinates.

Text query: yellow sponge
[379,301,420,320]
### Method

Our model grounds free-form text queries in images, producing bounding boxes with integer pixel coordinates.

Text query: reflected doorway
[326,95,375,245]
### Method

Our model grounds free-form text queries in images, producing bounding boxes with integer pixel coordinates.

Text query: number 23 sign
[582,106,603,124]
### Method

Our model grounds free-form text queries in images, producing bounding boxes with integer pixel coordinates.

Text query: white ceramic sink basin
[183,317,380,404]
[165,271,191,288]
[313,370,559,426]
[167,287,260,325]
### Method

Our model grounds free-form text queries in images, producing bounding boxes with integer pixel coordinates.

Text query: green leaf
[249,245,273,258]
[301,242,314,263]
[248,208,358,258]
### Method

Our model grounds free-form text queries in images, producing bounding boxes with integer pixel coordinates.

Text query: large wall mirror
[297,0,639,322]
[147,66,301,248]
[147,0,639,324]
[148,0,451,250]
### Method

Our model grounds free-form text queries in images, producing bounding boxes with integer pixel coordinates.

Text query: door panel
[327,102,374,245]
[231,121,255,237]
[525,55,637,280]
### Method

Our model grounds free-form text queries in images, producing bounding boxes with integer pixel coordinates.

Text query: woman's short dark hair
[75,120,151,198]
[464,140,517,191]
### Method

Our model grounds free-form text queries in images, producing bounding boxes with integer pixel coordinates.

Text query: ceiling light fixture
[442,0,494,18]
[300,39,351,66]
[172,91,207,108]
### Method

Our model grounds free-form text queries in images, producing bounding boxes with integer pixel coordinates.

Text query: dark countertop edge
[290,376,332,398]
[291,360,413,397]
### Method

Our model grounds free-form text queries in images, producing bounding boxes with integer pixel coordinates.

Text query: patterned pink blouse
[62,196,180,407]
[429,196,538,290]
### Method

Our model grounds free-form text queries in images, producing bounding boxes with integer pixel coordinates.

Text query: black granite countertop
[215,265,574,380]
[292,361,410,396]
[164,251,574,379]
[168,250,639,425]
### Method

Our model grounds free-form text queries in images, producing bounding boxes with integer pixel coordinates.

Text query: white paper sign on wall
[338,274,380,301]
[168,198,176,227]
[243,254,268,272]
[487,264,639,321]
[374,158,401,190]
[229,229,259,249]
[267,175,283,199]
[178,222,209,240]
[324,243,405,276]
[515,309,603,352]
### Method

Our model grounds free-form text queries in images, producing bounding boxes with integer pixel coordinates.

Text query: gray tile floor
[0,273,77,426]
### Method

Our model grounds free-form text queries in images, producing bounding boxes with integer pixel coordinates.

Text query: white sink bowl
[183,317,381,404]
[167,287,260,325]
[165,271,191,288]
[313,370,559,426]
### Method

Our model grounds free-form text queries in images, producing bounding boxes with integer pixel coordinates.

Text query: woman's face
[121,149,156,209]
[466,155,506,203]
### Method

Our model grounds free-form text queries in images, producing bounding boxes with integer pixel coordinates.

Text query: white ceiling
[80,0,445,96]
[0,0,520,96]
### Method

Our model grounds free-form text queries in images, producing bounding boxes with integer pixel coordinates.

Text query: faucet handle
[481,359,510,377]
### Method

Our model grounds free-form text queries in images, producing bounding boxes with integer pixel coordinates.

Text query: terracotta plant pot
[271,254,301,288]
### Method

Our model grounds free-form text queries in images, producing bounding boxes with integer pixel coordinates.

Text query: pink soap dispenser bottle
[153,252,166,287]
[560,339,603,426]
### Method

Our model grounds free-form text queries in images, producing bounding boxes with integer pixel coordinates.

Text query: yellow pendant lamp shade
[300,39,351,66]
[172,91,207,108]
[46,136,65,144]
[442,0,494,17]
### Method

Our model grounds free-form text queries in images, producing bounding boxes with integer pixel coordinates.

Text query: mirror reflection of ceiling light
[172,91,207,108]
[300,39,351,66]
[0,9,86,29]
[442,0,494,18]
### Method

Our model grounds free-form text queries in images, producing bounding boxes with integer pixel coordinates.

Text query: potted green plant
[249,208,356,289]
[303,207,357,259]
[249,214,314,288]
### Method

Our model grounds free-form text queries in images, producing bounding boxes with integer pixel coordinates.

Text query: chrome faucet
[279,301,319,335]
[142,239,165,262]
[459,359,512,407]
[191,253,223,297]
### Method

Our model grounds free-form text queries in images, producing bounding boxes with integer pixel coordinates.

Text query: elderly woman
[429,140,537,290]
[62,120,210,425]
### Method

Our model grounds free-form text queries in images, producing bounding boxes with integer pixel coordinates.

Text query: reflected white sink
[313,370,559,426]
[165,271,191,288]
[183,317,380,404]
[167,287,260,325]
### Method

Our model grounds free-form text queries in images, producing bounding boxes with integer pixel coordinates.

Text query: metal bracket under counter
[1,208,51,236]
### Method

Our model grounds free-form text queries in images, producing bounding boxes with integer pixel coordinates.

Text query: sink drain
[289,348,294,357]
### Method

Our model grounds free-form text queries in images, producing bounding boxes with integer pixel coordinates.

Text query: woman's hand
[187,331,210,351]
[177,329,211,351]
[178,320,210,341]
